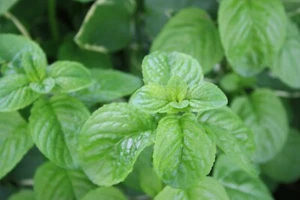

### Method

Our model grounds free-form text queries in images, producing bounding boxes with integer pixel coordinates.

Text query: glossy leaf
[48,61,93,93]
[0,112,33,179]
[261,129,300,183]
[8,190,34,200]
[81,187,126,200]
[154,177,229,200]
[271,20,300,88]
[78,103,156,186]
[218,0,287,76]
[231,89,288,163]
[214,155,272,200]
[0,74,40,112]
[153,113,216,189]
[34,162,95,200]
[29,95,90,169]
[29,77,55,94]
[73,69,142,104]
[75,0,136,52]
[151,8,223,73]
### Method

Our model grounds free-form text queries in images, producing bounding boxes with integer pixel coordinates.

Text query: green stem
[4,12,31,39]
[48,0,59,42]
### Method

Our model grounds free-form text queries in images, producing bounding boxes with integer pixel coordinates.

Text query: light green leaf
[271,20,300,88]
[153,113,216,189]
[29,95,90,169]
[0,112,33,179]
[151,8,223,73]
[0,0,19,15]
[218,0,287,76]
[231,89,289,163]
[214,155,273,200]
[140,167,163,198]
[154,177,229,200]
[34,162,95,200]
[48,61,93,93]
[261,129,300,183]
[8,190,34,200]
[78,103,156,186]
[142,51,203,87]
[81,187,126,200]
[29,77,55,94]
[72,69,142,104]
[75,0,136,52]
[220,72,256,92]
[0,74,40,112]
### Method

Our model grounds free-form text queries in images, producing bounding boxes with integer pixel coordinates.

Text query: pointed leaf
[153,113,216,189]
[29,95,90,169]
[78,103,156,186]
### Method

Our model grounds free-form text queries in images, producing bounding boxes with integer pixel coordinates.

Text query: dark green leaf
[8,190,34,200]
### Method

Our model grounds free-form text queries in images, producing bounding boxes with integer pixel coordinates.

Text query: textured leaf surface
[154,177,229,200]
[218,0,287,76]
[231,89,288,163]
[214,155,272,200]
[48,61,93,93]
[0,74,39,111]
[75,0,136,52]
[0,112,33,179]
[34,162,95,200]
[73,69,142,104]
[271,20,300,88]
[261,129,300,183]
[81,187,126,200]
[153,113,216,189]
[151,8,223,73]
[29,95,90,169]
[8,190,34,200]
[78,103,156,186]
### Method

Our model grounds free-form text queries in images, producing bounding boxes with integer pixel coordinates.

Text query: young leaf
[0,112,33,179]
[29,77,55,94]
[261,129,300,183]
[151,8,223,73]
[271,20,300,88]
[81,187,126,200]
[154,177,229,200]
[78,103,156,186]
[214,155,273,200]
[218,0,287,76]
[34,162,95,200]
[29,95,90,169]
[0,74,40,112]
[72,69,142,104]
[48,61,93,93]
[231,89,289,163]
[8,190,34,200]
[75,0,136,52]
[153,113,216,189]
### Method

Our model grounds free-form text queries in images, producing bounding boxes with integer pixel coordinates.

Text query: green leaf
[48,61,93,93]
[8,190,34,200]
[29,77,55,94]
[140,167,163,197]
[34,162,95,200]
[81,187,126,200]
[0,112,33,179]
[0,0,19,15]
[153,113,216,189]
[75,0,136,52]
[0,74,40,112]
[151,8,223,73]
[29,95,90,169]
[154,177,229,200]
[78,103,156,186]
[142,51,203,87]
[220,72,256,92]
[261,129,300,183]
[271,20,300,88]
[214,155,273,200]
[231,89,289,163]
[72,69,142,104]
[218,0,287,76]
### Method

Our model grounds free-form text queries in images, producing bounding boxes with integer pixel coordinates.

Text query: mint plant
[1,0,300,199]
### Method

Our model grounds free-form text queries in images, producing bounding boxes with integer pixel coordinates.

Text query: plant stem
[3,12,31,39]
[48,0,59,42]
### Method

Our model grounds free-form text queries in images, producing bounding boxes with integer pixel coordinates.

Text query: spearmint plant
[1,0,300,199]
